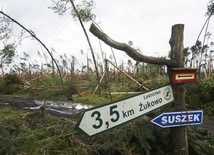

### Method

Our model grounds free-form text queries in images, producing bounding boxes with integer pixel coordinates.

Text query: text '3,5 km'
[75,85,174,136]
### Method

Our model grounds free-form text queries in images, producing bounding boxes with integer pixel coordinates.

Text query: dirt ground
[0,95,81,118]
[0,95,37,107]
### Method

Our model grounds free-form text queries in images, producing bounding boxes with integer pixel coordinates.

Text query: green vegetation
[186,73,214,116]
[0,74,23,94]
[0,44,15,75]
[0,104,213,155]
[0,71,213,154]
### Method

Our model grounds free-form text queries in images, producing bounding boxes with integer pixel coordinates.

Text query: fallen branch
[109,92,141,95]
[21,112,29,119]
[106,59,149,91]
[90,23,175,67]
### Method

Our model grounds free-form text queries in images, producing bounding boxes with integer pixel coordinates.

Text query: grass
[0,104,79,154]
[0,74,213,154]
[0,105,24,121]
[0,104,213,155]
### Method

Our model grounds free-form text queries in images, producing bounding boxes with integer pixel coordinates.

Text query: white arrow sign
[175,73,195,80]
[75,84,174,136]
[150,110,203,128]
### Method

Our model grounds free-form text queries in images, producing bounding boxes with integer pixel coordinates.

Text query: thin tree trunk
[1,66,4,77]
[51,52,55,78]
[69,0,100,94]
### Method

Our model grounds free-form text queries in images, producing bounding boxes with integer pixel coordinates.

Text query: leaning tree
[0,11,64,87]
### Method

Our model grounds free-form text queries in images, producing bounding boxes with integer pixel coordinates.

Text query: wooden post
[169,24,188,155]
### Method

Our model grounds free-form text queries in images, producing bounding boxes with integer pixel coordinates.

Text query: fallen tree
[89,23,176,67]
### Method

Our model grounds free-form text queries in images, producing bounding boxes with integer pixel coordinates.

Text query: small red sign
[171,68,197,84]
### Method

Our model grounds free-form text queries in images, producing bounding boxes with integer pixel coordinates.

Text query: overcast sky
[0,0,213,68]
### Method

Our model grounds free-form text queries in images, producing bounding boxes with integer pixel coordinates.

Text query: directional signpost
[150,110,203,128]
[75,84,174,136]
[171,68,197,84]
[175,73,195,80]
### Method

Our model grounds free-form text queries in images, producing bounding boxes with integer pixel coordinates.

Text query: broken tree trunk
[169,24,188,155]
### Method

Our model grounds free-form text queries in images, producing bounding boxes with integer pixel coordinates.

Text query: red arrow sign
[172,69,197,84]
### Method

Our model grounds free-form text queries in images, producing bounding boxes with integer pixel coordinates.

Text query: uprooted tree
[90,23,189,155]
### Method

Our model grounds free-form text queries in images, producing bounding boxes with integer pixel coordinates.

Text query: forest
[0,0,214,155]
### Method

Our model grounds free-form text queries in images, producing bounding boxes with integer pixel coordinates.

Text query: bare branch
[0,10,64,87]
[89,23,175,67]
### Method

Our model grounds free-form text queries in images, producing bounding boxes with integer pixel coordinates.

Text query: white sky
[0,0,213,69]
